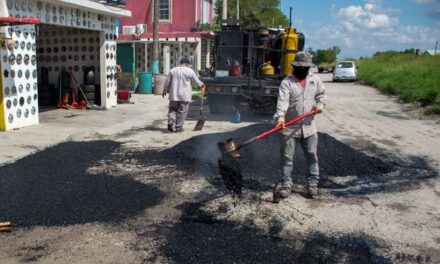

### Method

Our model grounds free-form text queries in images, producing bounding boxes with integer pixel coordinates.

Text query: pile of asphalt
[0,124,435,263]
[157,202,390,264]
[168,123,436,196]
[0,141,165,226]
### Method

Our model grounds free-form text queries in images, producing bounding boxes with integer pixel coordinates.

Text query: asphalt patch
[298,232,390,264]
[0,140,165,226]
[162,123,436,196]
[159,202,390,264]
[218,153,243,197]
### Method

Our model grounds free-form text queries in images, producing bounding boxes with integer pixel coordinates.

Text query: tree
[214,0,289,28]
[313,46,340,65]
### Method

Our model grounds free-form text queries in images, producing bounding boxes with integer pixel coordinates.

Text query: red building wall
[119,0,213,34]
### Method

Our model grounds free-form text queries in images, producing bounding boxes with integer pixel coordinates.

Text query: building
[117,0,215,76]
[422,50,439,56]
[0,0,131,131]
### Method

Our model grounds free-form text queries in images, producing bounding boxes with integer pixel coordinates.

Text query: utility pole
[435,41,438,55]
[236,0,239,20]
[152,0,159,74]
[222,0,227,20]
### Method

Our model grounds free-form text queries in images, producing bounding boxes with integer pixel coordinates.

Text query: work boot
[279,187,291,199]
[168,124,176,132]
[307,184,319,199]
[175,127,184,133]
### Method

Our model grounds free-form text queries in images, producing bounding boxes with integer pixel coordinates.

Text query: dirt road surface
[1,73,439,263]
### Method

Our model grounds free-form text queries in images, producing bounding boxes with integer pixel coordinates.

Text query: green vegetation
[195,20,220,31]
[309,46,340,72]
[214,0,289,28]
[313,46,341,65]
[357,51,440,114]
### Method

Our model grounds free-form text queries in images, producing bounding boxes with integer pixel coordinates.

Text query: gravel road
[0,73,439,263]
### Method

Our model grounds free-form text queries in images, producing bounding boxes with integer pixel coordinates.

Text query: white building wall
[1,0,124,131]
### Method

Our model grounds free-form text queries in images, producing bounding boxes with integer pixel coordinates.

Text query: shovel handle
[200,94,204,113]
[256,110,316,140]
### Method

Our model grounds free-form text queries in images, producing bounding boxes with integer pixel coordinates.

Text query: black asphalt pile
[218,153,242,197]
[297,232,390,264]
[0,140,164,226]
[167,123,436,196]
[160,221,298,263]
[159,202,390,264]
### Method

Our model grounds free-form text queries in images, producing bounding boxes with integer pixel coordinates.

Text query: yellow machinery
[281,27,299,76]
[261,61,275,75]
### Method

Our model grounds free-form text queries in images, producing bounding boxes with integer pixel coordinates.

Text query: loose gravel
[0,122,436,263]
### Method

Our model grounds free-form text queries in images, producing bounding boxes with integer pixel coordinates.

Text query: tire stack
[80,85,95,104]
[81,67,96,105]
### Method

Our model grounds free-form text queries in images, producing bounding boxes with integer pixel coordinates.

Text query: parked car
[333,61,357,82]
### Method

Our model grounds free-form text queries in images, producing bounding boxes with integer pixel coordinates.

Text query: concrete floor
[0,94,169,165]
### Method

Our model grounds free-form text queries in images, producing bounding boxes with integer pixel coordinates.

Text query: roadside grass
[357,52,440,115]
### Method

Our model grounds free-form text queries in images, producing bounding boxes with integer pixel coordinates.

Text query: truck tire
[81,85,95,93]
[208,94,237,114]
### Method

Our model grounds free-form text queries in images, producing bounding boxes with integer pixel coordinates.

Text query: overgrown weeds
[357,52,440,115]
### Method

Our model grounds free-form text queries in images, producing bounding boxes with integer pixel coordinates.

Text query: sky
[281,0,440,58]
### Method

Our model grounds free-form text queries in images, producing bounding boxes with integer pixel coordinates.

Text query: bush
[424,104,440,115]
[357,53,440,114]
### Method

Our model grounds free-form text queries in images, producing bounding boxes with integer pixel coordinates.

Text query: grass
[357,52,440,115]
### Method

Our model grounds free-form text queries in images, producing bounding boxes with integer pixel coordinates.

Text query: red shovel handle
[256,110,316,140]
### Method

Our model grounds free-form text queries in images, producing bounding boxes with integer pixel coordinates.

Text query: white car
[333,61,357,82]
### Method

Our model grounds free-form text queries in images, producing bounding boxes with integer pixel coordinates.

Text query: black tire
[208,94,237,114]
[81,85,95,93]
[80,92,94,103]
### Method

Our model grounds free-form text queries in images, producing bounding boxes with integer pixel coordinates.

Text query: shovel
[217,110,317,197]
[194,94,206,131]
[218,110,317,157]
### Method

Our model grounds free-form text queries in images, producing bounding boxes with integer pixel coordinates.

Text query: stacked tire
[80,85,95,104]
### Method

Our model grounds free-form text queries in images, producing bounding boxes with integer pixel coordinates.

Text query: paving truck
[201,20,305,114]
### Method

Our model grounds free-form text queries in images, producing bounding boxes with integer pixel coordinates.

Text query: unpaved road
[1,73,439,263]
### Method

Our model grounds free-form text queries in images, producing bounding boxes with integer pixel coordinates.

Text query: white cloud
[336,3,399,31]
[306,2,440,58]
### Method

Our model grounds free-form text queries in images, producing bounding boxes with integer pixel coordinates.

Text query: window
[159,0,170,21]
[337,62,354,68]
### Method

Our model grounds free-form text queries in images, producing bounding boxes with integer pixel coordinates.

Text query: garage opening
[36,24,101,110]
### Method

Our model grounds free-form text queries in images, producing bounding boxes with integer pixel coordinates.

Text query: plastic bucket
[138,72,153,94]
[153,74,167,95]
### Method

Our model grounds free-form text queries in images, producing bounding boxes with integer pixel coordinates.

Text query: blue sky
[281,0,440,58]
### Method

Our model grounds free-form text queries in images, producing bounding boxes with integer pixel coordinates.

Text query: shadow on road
[0,141,165,227]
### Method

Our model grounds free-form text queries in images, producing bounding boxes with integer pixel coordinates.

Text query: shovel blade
[194,117,206,131]
[217,138,240,158]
